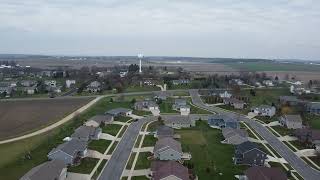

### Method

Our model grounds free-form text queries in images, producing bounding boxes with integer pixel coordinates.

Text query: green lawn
[134,152,152,170]
[68,158,98,174]
[271,126,294,136]
[147,121,163,132]
[132,110,152,116]
[304,114,320,130]
[115,116,132,122]
[102,124,122,136]
[159,101,179,114]
[107,141,118,155]
[131,176,149,180]
[126,152,136,169]
[189,103,212,114]
[142,135,157,147]
[289,141,306,150]
[92,159,107,179]
[88,139,112,154]
[255,116,278,123]
[125,85,160,93]
[135,135,143,148]
[176,121,248,179]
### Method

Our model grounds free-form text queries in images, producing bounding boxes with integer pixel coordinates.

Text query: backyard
[176,121,248,179]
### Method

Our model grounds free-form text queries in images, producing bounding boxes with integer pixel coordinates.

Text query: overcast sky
[0,0,319,60]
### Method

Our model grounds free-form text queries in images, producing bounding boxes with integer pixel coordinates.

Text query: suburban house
[66,80,76,88]
[20,159,67,180]
[155,125,174,139]
[279,96,301,106]
[208,114,239,129]
[84,114,114,127]
[230,79,244,85]
[153,137,183,161]
[134,100,159,111]
[44,80,57,87]
[306,102,320,115]
[223,98,246,109]
[154,91,171,101]
[241,166,287,180]
[162,115,195,128]
[262,80,274,87]
[106,108,133,117]
[234,141,267,166]
[294,128,320,151]
[87,81,101,93]
[151,161,190,180]
[71,126,102,141]
[219,91,232,98]
[47,139,87,165]
[222,128,248,145]
[251,105,276,117]
[20,80,37,87]
[279,114,303,129]
[172,79,190,86]
[172,99,191,116]
[290,85,310,95]
[0,86,12,97]
[24,86,37,95]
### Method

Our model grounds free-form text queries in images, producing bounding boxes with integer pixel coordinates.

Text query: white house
[219,91,232,98]
[66,80,76,88]
[263,80,274,87]
[251,105,276,117]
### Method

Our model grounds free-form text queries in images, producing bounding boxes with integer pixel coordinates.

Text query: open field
[176,121,248,179]
[0,97,92,140]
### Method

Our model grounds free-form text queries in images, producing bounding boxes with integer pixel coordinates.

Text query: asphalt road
[189,89,320,180]
[98,116,156,180]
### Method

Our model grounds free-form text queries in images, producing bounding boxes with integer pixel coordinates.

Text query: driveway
[189,89,320,180]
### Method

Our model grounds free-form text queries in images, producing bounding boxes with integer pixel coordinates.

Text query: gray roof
[106,108,132,115]
[156,125,174,137]
[209,114,237,123]
[245,167,287,180]
[284,115,302,123]
[222,128,248,139]
[48,139,87,157]
[236,141,264,154]
[308,102,320,109]
[89,114,113,124]
[71,126,101,140]
[162,115,192,125]
[279,96,299,102]
[151,161,189,180]
[154,137,182,153]
[20,159,66,180]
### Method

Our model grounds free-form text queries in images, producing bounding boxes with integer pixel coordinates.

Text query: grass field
[0,97,135,180]
[304,114,320,130]
[0,97,93,140]
[68,157,98,174]
[134,152,152,170]
[225,62,320,72]
[176,121,248,180]
[88,139,112,154]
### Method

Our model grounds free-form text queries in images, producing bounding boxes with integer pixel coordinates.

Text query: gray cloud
[0,0,319,60]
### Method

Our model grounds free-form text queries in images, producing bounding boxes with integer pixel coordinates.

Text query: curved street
[189,89,320,180]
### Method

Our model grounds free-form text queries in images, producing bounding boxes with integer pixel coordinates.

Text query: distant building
[44,80,57,87]
[162,115,195,129]
[20,80,37,87]
[172,79,190,86]
[219,91,232,98]
[208,114,239,129]
[24,86,37,95]
[251,105,276,117]
[155,125,174,139]
[66,80,76,88]
[134,100,159,111]
[87,81,101,93]
[279,115,303,129]
[262,80,274,87]
[223,98,246,109]
[71,126,102,141]
[306,102,320,115]
[84,115,114,127]
[106,108,133,117]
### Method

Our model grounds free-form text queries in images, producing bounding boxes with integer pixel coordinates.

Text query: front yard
[88,139,112,154]
[102,124,122,136]
[176,121,248,179]
[271,126,294,136]
[142,135,157,147]
[68,158,98,174]
[134,152,152,170]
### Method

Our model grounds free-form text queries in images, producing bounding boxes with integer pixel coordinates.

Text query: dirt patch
[0,97,92,140]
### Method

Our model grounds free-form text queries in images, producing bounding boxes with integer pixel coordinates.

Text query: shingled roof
[154,137,182,154]
[151,161,189,180]
[245,166,287,180]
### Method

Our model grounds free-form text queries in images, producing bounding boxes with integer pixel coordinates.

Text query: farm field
[176,121,248,180]
[0,97,93,140]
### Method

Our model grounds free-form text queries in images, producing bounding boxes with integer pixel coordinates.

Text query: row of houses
[21,108,128,180]
[151,125,193,180]
[208,114,288,180]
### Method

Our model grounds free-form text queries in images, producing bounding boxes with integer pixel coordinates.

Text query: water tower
[138,53,143,73]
